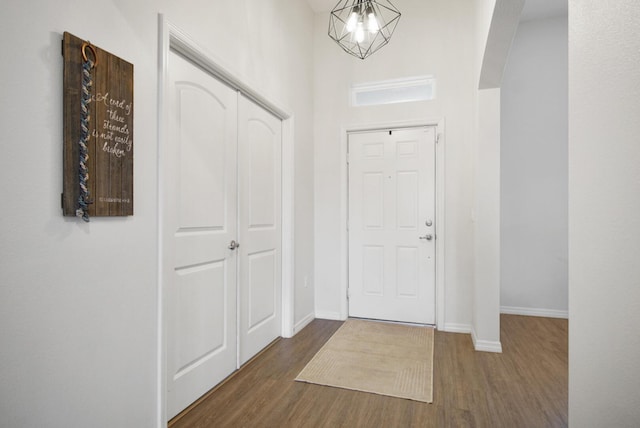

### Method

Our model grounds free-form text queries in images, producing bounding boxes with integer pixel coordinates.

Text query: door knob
[419,234,433,241]
[228,240,240,250]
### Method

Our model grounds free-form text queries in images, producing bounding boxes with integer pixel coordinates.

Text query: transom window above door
[351,76,436,107]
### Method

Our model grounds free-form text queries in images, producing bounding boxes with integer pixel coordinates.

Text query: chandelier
[328,0,401,60]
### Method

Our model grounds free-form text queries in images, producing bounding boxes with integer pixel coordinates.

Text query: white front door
[164,51,239,419]
[238,94,282,366]
[348,127,436,324]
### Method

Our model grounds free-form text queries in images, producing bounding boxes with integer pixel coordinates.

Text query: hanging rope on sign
[76,42,97,222]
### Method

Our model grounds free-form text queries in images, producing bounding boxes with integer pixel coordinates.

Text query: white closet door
[164,51,238,419]
[238,94,282,365]
[348,127,436,324]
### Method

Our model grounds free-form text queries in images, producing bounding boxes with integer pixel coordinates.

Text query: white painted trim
[167,27,290,120]
[315,311,346,321]
[500,306,568,319]
[435,120,446,330]
[340,118,446,329]
[293,312,315,334]
[471,326,503,353]
[340,125,349,321]
[156,14,170,428]
[281,119,295,339]
[442,323,472,334]
[156,14,296,425]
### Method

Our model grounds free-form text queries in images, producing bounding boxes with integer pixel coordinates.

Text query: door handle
[419,234,433,241]
[228,240,240,250]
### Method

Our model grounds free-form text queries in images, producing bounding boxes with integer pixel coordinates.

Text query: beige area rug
[295,319,434,403]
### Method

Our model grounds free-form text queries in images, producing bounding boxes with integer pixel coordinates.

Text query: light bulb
[355,22,365,43]
[367,12,379,33]
[346,10,358,33]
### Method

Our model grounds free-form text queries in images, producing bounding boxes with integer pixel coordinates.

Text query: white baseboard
[293,312,315,335]
[314,311,345,321]
[500,306,568,319]
[471,326,503,353]
[441,323,472,334]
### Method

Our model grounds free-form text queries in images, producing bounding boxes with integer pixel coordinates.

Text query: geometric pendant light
[328,0,401,60]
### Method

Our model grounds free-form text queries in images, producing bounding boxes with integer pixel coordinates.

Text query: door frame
[156,15,295,426]
[341,120,446,329]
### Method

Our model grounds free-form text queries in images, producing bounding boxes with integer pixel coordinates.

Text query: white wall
[501,16,568,317]
[473,87,502,352]
[476,0,497,62]
[478,0,524,89]
[569,0,640,425]
[313,0,477,330]
[471,0,522,351]
[0,1,315,426]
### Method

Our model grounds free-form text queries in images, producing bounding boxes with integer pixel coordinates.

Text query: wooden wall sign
[62,32,133,220]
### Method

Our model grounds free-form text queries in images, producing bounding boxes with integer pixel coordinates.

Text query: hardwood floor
[169,314,567,428]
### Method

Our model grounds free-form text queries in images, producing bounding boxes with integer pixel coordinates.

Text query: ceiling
[520,0,567,21]
[305,0,568,21]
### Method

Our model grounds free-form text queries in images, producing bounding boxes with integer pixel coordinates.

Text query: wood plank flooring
[169,314,567,427]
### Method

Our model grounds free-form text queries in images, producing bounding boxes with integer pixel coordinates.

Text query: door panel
[165,51,238,419]
[397,171,419,229]
[348,128,436,324]
[238,95,282,366]
[362,173,384,228]
[363,246,384,295]
[396,246,419,297]
[248,250,277,327]
[177,87,229,229]
[174,262,226,374]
